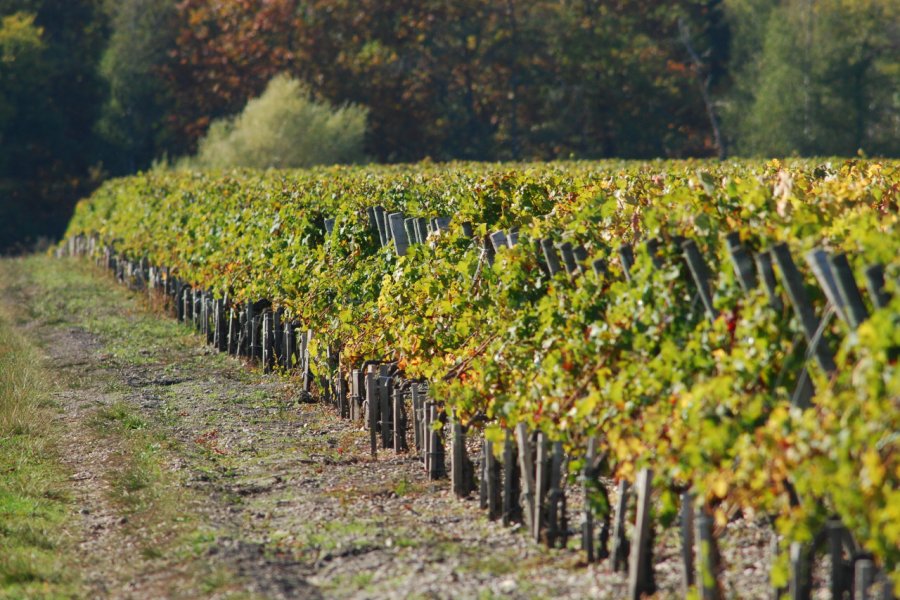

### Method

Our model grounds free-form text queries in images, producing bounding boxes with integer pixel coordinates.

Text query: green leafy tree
[0,0,107,252]
[0,12,45,158]
[190,74,368,169]
[726,0,900,156]
[96,0,178,174]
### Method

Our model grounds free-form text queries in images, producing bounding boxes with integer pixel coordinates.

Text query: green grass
[95,401,147,431]
[89,401,175,513]
[14,257,199,366]
[0,300,78,598]
[0,256,248,596]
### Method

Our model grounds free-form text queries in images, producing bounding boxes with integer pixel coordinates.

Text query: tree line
[1,0,897,251]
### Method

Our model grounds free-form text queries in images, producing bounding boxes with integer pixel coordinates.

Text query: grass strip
[0,299,77,599]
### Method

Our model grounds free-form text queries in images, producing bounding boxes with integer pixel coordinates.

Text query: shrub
[190,74,367,169]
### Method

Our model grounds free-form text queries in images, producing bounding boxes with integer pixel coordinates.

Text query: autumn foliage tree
[161,0,722,161]
[164,0,302,155]
[2,0,897,251]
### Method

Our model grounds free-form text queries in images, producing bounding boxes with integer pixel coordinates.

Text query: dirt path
[0,256,773,599]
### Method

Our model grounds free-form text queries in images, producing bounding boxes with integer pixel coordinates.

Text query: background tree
[0,0,897,252]
[95,0,178,174]
[0,0,107,252]
[0,11,45,248]
[189,74,367,169]
[163,0,301,154]
[725,0,899,156]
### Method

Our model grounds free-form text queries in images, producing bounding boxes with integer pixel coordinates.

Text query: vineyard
[62,159,899,598]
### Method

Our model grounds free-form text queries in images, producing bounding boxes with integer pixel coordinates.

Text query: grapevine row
[63,159,899,597]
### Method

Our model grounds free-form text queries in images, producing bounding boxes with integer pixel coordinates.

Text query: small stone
[499,579,517,594]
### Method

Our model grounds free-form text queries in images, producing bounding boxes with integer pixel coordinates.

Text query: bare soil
[0,256,779,599]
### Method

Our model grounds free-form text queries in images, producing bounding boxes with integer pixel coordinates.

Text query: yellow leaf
[711,476,728,499]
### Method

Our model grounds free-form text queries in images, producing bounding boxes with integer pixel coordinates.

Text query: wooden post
[262,311,273,373]
[412,383,425,452]
[366,207,380,243]
[414,217,428,244]
[301,330,313,393]
[645,238,664,269]
[404,217,417,246]
[484,439,502,520]
[392,386,406,451]
[828,520,850,599]
[771,243,837,375]
[373,206,388,246]
[628,468,655,600]
[239,301,251,357]
[411,383,422,450]
[366,369,378,458]
[379,374,392,449]
[770,530,788,600]
[227,308,238,355]
[432,216,451,232]
[282,321,295,369]
[680,492,696,595]
[829,253,869,328]
[489,231,509,254]
[875,573,894,600]
[854,558,874,600]
[547,441,566,547]
[451,421,472,498]
[515,423,536,532]
[205,293,214,344]
[388,212,410,256]
[533,432,549,542]
[217,299,227,351]
[357,370,366,421]
[182,286,192,323]
[789,542,812,600]
[559,242,578,275]
[725,232,758,292]
[423,399,431,471]
[611,480,631,572]
[582,437,597,562]
[197,290,205,334]
[864,264,890,309]
[682,239,718,321]
[273,307,283,365]
[806,248,849,322]
[348,369,359,421]
[192,288,201,330]
[250,313,261,361]
[338,373,350,420]
[573,243,588,265]
[755,250,784,311]
[502,430,521,526]
[619,244,635,281]
[540,238,563,277]
[427,404,445,479]
[695,505,723,600]
[212,298,222,349]
[480,440,489,509]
